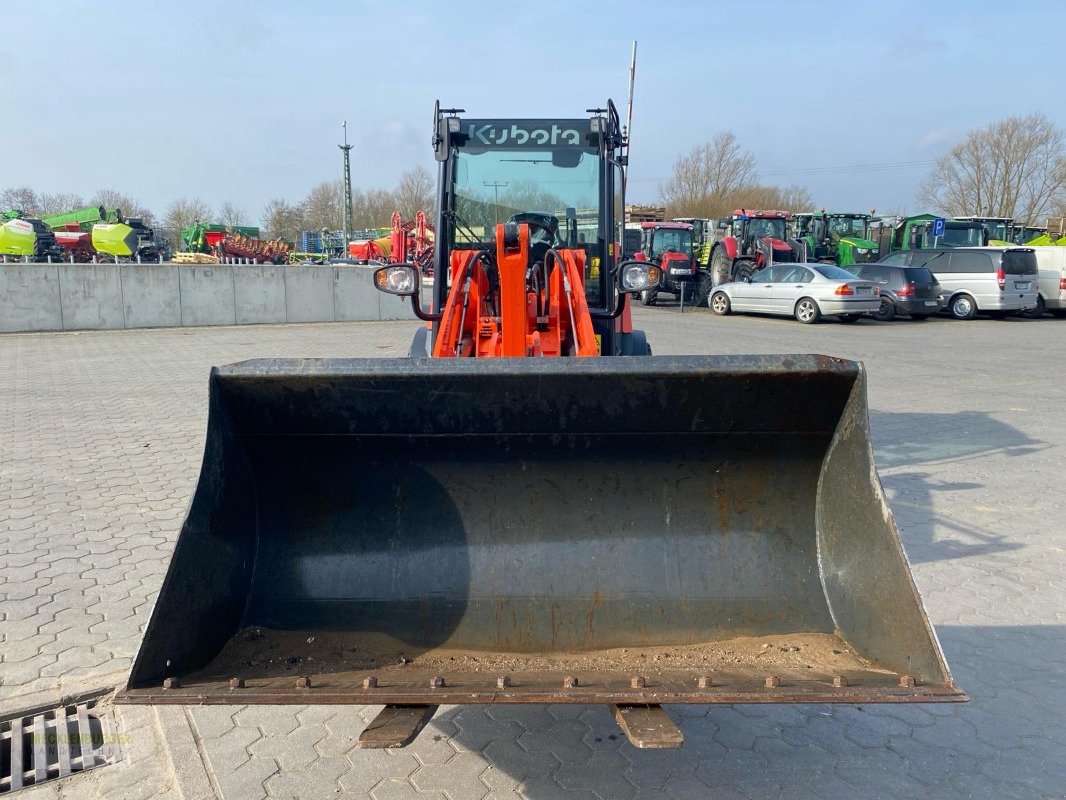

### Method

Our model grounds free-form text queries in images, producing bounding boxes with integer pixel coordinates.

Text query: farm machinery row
[1,205,168,262]
[180,223,291,264]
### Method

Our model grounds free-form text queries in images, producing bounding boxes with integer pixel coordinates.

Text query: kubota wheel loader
[118,101,964,751]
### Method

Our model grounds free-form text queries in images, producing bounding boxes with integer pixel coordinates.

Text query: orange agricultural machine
[391,210,435,274]
[118,100,962,752]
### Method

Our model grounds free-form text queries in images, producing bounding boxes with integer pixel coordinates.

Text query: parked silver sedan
[708,264,881,323]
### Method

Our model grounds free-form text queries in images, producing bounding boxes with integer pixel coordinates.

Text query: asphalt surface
[1,305,1063,799]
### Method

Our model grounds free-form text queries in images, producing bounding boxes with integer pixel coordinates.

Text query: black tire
[734,261,757,282]
[709,291,731,315]
[710,248,731,286]
[873,298,896,322]
[695,273,714,306]
[794,297,821,324]
[949,294,977,320]
[620,330,652,356]
[640,287,658,306]
[1021,295,1046,319]
[838,314,861,323]
[408,327,431,357]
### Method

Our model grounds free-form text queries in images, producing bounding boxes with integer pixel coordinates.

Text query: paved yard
[1,308,1063,799]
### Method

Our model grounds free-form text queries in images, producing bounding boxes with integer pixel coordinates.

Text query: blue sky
[3,1,1064,224]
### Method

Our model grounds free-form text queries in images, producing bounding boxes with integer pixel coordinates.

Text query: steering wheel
[509,212,560,245]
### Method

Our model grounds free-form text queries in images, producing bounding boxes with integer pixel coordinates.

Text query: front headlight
[856,248,870,254]
[373,264,419,296]
[619,262,661,292]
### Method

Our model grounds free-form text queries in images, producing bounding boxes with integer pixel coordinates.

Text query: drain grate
[0,698,122,793]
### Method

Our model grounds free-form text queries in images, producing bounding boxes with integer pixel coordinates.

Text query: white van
[1026,246,1066,317]
[922,248,1039,320]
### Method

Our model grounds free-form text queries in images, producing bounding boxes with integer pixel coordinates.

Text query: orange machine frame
[431,224,599,358]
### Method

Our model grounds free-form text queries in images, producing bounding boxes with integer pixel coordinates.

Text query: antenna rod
[624,41,637,202]
[626,41,637,156]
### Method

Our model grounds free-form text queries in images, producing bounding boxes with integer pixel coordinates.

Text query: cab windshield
[827,216,868,239]
[452,148,600,244]
[989,222,1010,240]
[745,218,787,239]
[650,229,692,257]
[940,225,984,247]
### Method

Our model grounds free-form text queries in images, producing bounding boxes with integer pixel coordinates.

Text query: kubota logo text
[466,123,583,146]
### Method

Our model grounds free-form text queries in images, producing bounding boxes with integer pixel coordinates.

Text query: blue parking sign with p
[931,217,946,238]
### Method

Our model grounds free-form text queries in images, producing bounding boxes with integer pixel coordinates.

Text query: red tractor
[709,209,806,286]
[633,221,702,305]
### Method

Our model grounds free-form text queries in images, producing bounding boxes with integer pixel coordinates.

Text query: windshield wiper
[444,208,490,250]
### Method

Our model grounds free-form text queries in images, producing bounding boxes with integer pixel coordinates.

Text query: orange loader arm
[432,223,599,358]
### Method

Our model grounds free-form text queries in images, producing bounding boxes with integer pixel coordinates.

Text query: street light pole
[339,121,354,256]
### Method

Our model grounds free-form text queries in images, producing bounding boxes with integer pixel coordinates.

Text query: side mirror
[374,264,420,296]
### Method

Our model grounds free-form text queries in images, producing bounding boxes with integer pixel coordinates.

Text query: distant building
[625,204,666,224]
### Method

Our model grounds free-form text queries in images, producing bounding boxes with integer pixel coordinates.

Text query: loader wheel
[795,297,821,324]
[408,327,431,358]
[710,291,731,315]
[640,288,658,306]
[620,330,652,356]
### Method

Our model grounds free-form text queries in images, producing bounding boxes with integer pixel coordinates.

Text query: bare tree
[918,113,1066,222]
[163,197,213,248]
[660,133,758,218]
[301,180,344,231]
[731,183,813,212]
[261,198,304,242]
[352,188,397,230]
[90,189,155,225]
[38,192,87,216]
[393,166,436,221]
[218,201,247,227]
[1,186,41,215]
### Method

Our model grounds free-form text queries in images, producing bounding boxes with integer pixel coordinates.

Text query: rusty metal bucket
[117,356,963,748]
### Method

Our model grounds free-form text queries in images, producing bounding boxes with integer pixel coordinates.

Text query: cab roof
[641,221,692,230]
[733,209,790,219]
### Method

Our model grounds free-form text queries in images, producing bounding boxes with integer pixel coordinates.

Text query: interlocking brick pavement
[2,309,1063,798]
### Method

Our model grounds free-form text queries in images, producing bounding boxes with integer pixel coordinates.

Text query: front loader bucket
[118,356,963,746]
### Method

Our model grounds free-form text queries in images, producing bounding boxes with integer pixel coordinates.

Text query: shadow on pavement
[427,625,1065,800]
[870,410,1045,565]
[870,410,1046,470]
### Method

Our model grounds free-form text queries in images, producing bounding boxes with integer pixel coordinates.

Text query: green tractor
[181,222,261,254]
[953,216,1013,246]
[868,214,988,258]
[793,211,878,267]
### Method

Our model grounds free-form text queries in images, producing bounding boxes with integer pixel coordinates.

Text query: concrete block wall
[0,263,418,333]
